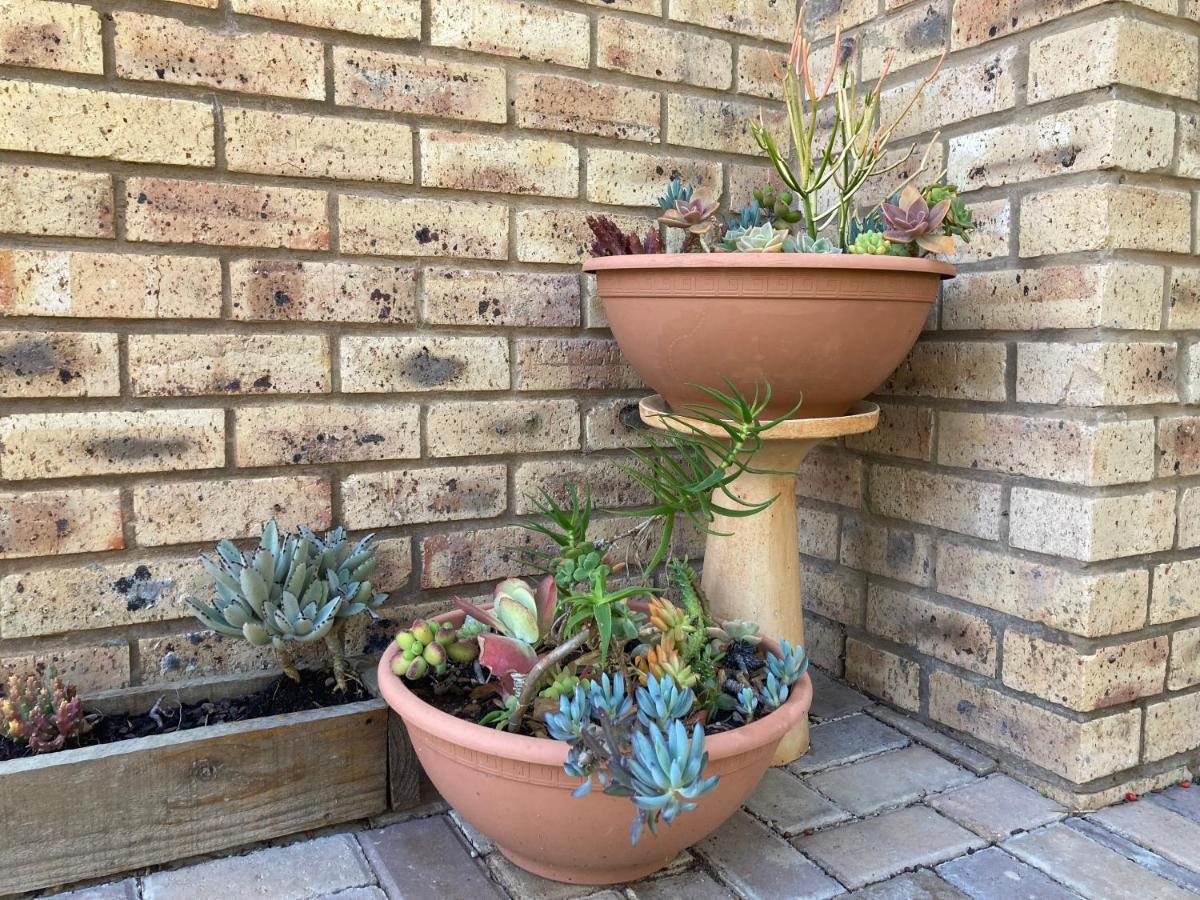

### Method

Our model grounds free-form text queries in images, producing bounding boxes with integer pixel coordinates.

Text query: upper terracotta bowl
[583,254,956,419]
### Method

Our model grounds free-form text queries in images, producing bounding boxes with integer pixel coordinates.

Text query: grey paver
[449,808,495,856]
[697,810,844,899]
[796,806,985,890]
[936,847,1083,900]
[744,767,851,835]
[320,890,388,900]
[868,707,996,775]
[929,774,1065,841]
[1089,799,1200,875]
[846,870,969,898]
[48,881,139,900]
[142,835,375,900]
[1002,822,1195,900]
[629,869,734,899]
[806,746,974,816]
[358,815,502,900]
[486,854,602,900]
[1065,817,1200,893]
[810,668,873,720]
[790,713,910,774]
[1148,783,1200,823]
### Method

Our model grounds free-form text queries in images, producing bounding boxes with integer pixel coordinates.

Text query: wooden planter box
[0,670,388,895]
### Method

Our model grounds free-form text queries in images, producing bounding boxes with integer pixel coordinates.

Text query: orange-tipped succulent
[658,197,719,237]
[636,634,699,689]
[646,596,694,646]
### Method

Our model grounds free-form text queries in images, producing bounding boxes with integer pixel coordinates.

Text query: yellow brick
[515,73,660,142]
[1144,691,1200,762]
[420,130,578,198]
[736,46,786,100]
[845,639,920,711]
[333,48,506,124]
[0,409,223,479]
[0,488,123,560]
[841,517,932,587]
[0,331,118,398]
[421,524,544,588]
[1029,17,1198,104]
[224,109,412,183]
[0,79,214,165]
[133,475,331,547]
[514,459,648,514]
[881,49,1017,140]
[844,403,932,461]
[0,250,220,319]
[881,341,1007,402]
[1003,632,1166,712]
[1168,626,1200,691]
[129,334,330,396]
[1182,487,1200,549]
[0,164,112,238]
[113,12,324,99]
[342,465,507,530]
[795,446,863,508]
[423,268,580,327]
[951,0,1175,50]
[668,0,796,42]
[937,413,1155,486]
[230,0,420,38]
[868,584,995,675]
[586,149,721,208]
[870,465,1001,540]
[948,199,1010,264]
[938,542,1147,637]
[341,335,509,393]
[802,560,865,626]
[515,338,642,391]
[427,399,579,458]
[597,16,732,89]
[126,177,329,250]
[1157,415,1200,477]
[666,95,785,157]
[0,0,103,74]
[230,260,416,323]
[341,197,508,260]
[516,208,652,264]
[430,0,588,68]
[234,403,420,467]
[1016,342,1177,406]
[1020,185,1191,256]
[1151,559,1200,625]
[1168,267,1200,329]
[797,502,840,561]
[1,643,129,692]
[860,0,949,79]
[584,396,648,450]
[1009,487,1175,562]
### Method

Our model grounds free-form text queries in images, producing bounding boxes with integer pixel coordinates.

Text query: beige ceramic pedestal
[639,395,880,765]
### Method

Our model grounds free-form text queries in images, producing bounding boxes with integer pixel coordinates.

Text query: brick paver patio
[51,669,1200,900]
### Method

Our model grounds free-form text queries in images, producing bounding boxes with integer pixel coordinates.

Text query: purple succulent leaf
[478,634,538,696]
[925,198,951,232]
[534,575,558,637]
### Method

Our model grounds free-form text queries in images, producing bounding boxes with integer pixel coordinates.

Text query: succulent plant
[766,639,809,686]
[538,666,581,701]
[636,634,699,689]
[726,199,764,232]
[706,620,762,649]
[586,215,663,256]
[734,223,788,253]
[393,618,478,680]
[645,596,693,646]
[849,230,892,255]
[783,233,842,254]
[625,721,720,844]
[187,520,386,690]
[753,186,804,225]
[759,671,789,709]
[545,683,590,741]
[635,673,695,730]
[1,668,90,754]
[658,197,720,248]
[453,576,559,696]
[556,548,604,592]
[587,672,634,721]
[657,177,694,211]
[881,185,955,256]
[735,686,759,721]
[925,181,973,241]
[720,224,748,252]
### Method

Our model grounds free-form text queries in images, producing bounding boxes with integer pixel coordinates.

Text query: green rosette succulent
[783,233,842,254]
[734,223,787,253]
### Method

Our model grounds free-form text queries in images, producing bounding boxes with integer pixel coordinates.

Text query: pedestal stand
[638,395,880,765]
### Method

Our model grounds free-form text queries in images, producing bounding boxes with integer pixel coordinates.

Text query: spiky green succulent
[734,223,787,252]
[783,233,842,254]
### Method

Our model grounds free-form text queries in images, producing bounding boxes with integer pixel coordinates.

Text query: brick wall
[1,0,1198,801]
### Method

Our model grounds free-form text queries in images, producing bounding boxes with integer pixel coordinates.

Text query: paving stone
[809,667,873,720]
[868,707,997,775]
[142,835,374,900]
[928,775,1065,841]
[320,890,388,900]
[790,712,910,774]
[697,810,843,900]
[1003,822,1194,900]
[358,816,501,900]
[846,870,968,898]
[1089,799,1200,875]
[744,767,851,836]
[448,809,495,855]
[796,807,985,890]
[1067,816,1200,892]
[806,747,975,817]
[1148,784,1200,822]
[486,851,689,899]
[48,881,138,900]
[628,869,733,899]
[936,847,1081,900]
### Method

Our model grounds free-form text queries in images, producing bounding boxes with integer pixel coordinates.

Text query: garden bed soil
[0,669,369,761]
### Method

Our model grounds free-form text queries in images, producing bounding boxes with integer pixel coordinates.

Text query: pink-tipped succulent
[658,197,719,237]
[454,575,559,696]
[881,185,955,256]
[1,668,90,754]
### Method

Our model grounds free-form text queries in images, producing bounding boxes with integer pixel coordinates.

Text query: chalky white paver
[930,774,1065,841]
[807,746,974,816]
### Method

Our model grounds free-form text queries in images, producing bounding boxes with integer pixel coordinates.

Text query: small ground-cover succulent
[1,668,91,753]
[187,521,387,691]
[392,382,811,844]
[585,3,973,257]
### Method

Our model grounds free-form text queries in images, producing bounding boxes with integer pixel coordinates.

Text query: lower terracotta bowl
[583,254,955,419]
[376,609,813,885]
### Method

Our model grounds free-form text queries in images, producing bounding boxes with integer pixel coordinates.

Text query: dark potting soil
[0,669,370,762]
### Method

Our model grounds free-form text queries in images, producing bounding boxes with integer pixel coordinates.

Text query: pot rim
[582,253,956,278]
[376,610,812,767]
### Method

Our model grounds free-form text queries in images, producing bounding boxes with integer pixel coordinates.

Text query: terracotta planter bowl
[377,609,813,885]
[583,254,956,419]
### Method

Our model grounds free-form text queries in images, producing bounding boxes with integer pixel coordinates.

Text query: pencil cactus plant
[186,520,387,691]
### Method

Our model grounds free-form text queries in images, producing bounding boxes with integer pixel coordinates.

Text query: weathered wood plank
[388,712,422,809]
[0,698,387,895]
